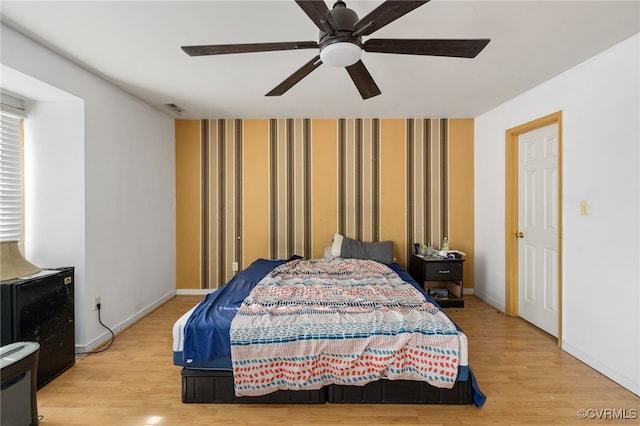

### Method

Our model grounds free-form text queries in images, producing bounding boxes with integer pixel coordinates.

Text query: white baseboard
[562,342,640,397]
[75,289,176,353]
[176,289,212,296]
[463,288,475,295]
[472,291,505,312]
[473,290,639,397]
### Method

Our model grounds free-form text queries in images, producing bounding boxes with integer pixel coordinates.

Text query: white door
[517,123,559,336]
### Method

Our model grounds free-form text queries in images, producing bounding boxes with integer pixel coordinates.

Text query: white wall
[474,33,639,395]
[24,99,88,342]
[1,24,176,351]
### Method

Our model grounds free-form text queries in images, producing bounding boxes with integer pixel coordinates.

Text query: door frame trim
[504,111,563,345]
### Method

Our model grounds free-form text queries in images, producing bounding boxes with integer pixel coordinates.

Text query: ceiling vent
[164,102,185,116]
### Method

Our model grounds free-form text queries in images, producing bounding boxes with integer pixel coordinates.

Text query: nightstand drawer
[423,262,463,281]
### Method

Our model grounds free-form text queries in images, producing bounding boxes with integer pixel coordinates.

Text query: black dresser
[1,267,75,388]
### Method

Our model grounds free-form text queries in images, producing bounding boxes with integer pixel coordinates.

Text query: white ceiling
[1,1,638,119]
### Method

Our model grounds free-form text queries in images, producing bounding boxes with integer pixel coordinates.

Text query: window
[0,94,27,245]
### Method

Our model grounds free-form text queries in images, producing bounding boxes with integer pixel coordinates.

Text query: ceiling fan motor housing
[320,2,362,47]
[319,2,362,66]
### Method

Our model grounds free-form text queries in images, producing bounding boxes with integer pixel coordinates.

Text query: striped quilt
[229,258,459,397]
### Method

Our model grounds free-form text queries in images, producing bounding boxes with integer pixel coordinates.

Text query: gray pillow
[340,235,394,264]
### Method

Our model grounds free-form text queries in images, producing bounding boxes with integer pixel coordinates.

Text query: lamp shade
[0,240,41,281]
[320,41,362,67]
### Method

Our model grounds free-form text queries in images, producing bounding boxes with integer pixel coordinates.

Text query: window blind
[0,110,23,242]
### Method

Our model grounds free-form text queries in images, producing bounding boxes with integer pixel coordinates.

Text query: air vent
[164,102,185,115]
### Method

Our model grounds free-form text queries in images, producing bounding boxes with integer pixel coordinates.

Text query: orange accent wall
[175,120,201,289]
[242,119,271,264]
[310,119,338,259]
[379,119,407,266]
[448,119,475,290]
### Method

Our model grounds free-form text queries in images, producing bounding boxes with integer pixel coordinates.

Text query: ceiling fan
[181,0,490,100]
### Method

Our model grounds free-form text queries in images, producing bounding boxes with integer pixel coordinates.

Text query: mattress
[173,305,234,370]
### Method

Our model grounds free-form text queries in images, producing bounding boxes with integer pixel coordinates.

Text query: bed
[173,237,485,406]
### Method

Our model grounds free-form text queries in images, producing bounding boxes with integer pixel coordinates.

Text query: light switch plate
[580,200,590,216]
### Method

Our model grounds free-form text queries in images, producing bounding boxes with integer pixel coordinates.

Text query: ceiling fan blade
[353,0,430,37]
[182,41,318,56]
[294,0,339,35]
[363,38,491,58]
[266,55,323,96]
[345,60,381,100]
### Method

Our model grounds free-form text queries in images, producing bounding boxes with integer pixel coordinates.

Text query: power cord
[76,302,115,355]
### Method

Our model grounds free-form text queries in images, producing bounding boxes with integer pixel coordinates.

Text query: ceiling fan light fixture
[320,41,362,67]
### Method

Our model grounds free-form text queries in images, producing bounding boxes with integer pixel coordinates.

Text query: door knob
[515,232,524,238]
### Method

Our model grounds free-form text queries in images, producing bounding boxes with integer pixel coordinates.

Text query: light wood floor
[35,296,638,425]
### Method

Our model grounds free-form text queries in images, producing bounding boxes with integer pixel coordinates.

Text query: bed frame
[181,368,473,404]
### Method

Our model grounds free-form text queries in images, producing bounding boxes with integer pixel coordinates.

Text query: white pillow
[323,246,335,261]
[331,233,344,256]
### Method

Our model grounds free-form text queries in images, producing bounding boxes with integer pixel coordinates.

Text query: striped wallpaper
[338,119,380,242]
[175,118,474,290]
[201,119,243,289]
[406,118,448,259]
[269,119,312,260]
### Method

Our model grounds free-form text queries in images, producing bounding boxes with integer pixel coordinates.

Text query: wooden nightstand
[408,254,464,308]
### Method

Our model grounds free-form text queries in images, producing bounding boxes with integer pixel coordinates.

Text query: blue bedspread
[182,257,300,365]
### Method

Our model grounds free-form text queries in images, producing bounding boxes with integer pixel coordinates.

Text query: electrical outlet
[232,262,239,272]
[94,296,101,310]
